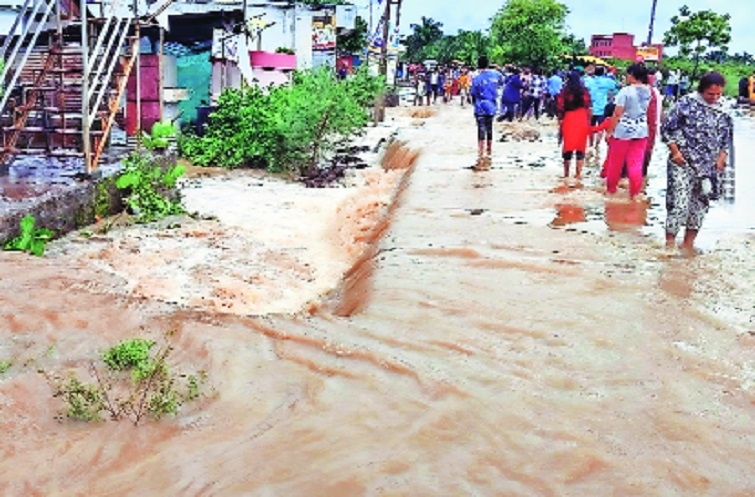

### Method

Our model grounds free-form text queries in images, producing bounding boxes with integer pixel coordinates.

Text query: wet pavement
[2,105,755,495]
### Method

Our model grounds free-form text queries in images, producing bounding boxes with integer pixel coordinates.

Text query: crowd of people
[464,55,734,255]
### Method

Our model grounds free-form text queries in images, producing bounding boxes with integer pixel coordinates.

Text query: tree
[454,30,491,66]
[338,16,369,55]
[404,17,444,63]
[663,5,732,79]
[489,0,569,68]
[561,33,587,57]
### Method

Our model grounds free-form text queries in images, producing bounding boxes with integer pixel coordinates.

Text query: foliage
[0,361,10,374]
[103,338,155,381]
[663,5,732,79]
[180,68,384,174]
[417,30,491,66]
[59,376,104,422]
[142,121,176,151]
[275,46,295,55]
[115,152,185,222]
[50,334,207,425]
[663,56,754,97]
[403,17,445,63]
[3,215,53,256]
[561,34,587,57]
[490,0,569,68]
[337,16,369,56]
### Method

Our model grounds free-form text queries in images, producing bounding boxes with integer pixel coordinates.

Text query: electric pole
[647,0,658,46]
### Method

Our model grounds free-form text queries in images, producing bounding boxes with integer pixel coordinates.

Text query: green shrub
[103,338,154,371]
[116,152,185,222]
[179,67,385,174]
[59,376,104,422]
[51,335,207,425]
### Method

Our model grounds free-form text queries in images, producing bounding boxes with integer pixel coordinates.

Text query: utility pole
[81,0,90,172]
[647,0,658,46]
[378,0,390,77]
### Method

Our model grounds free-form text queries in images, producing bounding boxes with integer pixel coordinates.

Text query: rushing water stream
[2,106,755,495]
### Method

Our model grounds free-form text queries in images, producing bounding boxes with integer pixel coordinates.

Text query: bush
[179,68,385,174]
[115,152,185,222]
[50,334,207,425]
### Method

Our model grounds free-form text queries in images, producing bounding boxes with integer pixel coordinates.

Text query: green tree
[663,5,732,79]
[338,16,368,55]
[561,33,587,57]
[404,17,445,63]
[454,30,490,66]
[490,0,569,67]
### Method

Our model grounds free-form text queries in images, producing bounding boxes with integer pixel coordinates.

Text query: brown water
[2,106,755,496]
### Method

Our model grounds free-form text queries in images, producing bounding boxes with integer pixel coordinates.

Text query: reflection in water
[604,199,649,232]
[551,203,586,227]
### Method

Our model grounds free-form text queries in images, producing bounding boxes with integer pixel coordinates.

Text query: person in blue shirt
[584,65,618,147]
[545,69,564,118]
[499,67,524,122]
[471,55,504,158]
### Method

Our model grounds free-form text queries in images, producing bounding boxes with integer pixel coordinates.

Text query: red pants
[606,138,648,197]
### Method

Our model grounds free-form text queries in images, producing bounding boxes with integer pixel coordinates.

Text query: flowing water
[2,106,755,496]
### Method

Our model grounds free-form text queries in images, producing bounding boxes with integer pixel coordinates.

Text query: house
[0,0,356,170]
[589,33,663,63]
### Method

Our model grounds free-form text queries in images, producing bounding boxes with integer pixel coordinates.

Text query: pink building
[590,33,664,62]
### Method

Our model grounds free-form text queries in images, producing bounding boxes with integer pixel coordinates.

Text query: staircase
[0,0,136,171]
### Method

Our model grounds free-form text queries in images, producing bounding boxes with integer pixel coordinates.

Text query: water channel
[1,105,755,495]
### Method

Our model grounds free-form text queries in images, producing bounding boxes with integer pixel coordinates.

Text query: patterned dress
[661,93,734,235]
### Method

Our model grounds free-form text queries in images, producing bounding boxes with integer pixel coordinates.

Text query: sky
[349,0,752,54]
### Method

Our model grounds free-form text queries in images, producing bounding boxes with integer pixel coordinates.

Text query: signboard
[636,46,661,62]
[312,10,336,52]
[336,5,356,30]
[211,28,239,63]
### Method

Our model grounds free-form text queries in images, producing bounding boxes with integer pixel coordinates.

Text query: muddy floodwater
[2,106,755,495]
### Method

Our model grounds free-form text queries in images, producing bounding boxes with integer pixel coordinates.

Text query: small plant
[3,215,53,256]
[275,46,295,55]
[0,361,11,375]
[59,376,104,422]
[116,152,186,222]
[49,334,207,425]
[142,121,176,151]
[103,338,154,371]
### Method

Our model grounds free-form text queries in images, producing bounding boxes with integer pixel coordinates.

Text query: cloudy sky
[351,0,751,54]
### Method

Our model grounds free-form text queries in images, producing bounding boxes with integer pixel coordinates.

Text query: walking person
[499,67,524,122]
[661,71,734,254]
[521,67,547,121]
[556,71,592,179]
[471,55,504,160]
[545,69,564,118]
[604,63,652,199]
[458,69,472,107]
[585,65,618,149]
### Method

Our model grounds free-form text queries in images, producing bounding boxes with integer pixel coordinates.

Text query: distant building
[589,33,664,63]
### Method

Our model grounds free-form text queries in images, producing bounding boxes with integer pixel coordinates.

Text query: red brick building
[589,33,664,62]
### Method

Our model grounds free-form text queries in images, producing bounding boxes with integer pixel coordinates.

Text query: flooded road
[2,106,755,495]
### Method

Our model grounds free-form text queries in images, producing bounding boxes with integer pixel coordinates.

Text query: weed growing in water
[49,333,207,425]
[3,215,53,256]
[59,376,104,422]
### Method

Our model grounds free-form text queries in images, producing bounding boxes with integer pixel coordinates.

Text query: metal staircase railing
[1,47,58,160]
[87,16,131,125]
[91,35,138,169]
[0,0,56,115]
